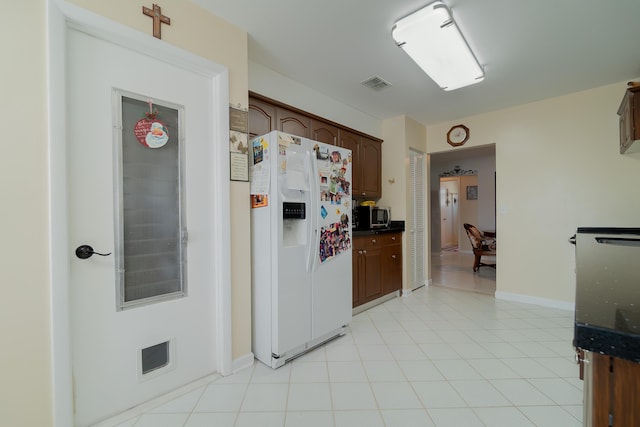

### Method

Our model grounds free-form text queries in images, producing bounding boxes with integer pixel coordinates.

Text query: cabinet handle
[371,239,376,244]
[391,255,396,259]
[358,250,363,255]
[391,236,396,241]
[575,351,590,364]
[363,249,367,254]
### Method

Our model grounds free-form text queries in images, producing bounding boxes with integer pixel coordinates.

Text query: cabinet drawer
[354,235,383,249]
[382,233,401,246]
[383,244,402,263]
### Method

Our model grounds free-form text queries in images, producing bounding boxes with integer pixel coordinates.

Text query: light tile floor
[113,252,581,427]
[431,250,496,295]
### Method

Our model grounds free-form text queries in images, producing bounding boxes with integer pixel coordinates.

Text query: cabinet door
[361,138,382,199]
[382,244,402,294]
[613,356,640,426]
[248,97,276,139]
[311,120,339,146]
[361,247,383,303]
[339,130,362,196]
[619,88,640,154]
[589,352,611,427]
[353,235,383,307]
[620,92,633,153]
[276,107,311,138]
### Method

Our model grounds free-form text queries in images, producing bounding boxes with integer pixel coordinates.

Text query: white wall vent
[361,75,392,91]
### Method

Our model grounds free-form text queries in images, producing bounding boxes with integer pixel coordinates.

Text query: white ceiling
[193,0,640,126]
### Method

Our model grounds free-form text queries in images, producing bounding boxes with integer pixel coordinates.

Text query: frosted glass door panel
[118,95,185,307]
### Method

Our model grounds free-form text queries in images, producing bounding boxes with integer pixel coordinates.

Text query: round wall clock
[447,124,470,147]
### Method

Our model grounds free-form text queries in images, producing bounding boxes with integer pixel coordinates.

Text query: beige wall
[249,61,382,138]
[1,2,53,426]
[427,81,640,304]
[381,116,428,290]
[380,116,407,218]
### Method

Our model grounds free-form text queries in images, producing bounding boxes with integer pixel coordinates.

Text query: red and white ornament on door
[134,101,169,148]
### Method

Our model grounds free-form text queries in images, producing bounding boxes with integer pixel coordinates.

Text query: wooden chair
[463,223,496,272]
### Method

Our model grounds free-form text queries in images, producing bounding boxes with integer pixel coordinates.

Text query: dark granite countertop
[575,323,640,363]
[353,221,405,237]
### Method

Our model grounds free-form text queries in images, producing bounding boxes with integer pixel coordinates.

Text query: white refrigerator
[250,131,353,368]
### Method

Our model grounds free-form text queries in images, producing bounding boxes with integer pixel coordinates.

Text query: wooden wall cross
[142,3,171,39]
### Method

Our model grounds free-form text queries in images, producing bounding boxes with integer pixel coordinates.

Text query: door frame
[47,2,232,425]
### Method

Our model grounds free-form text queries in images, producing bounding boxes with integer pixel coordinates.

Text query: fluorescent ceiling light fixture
[392,1,484,91]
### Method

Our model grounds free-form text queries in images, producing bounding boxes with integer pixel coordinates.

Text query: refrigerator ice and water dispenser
[282,201,307,247]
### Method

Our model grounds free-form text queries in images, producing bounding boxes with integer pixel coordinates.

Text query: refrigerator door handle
[307,149,320,273]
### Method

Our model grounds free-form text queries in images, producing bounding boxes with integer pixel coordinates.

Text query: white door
[409,149,426,289]
[67,28,217,426]
[440,178,459,249]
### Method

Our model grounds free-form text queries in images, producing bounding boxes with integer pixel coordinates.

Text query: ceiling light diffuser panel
[392,1,484,91]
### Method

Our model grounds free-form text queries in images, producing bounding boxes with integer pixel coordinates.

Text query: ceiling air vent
[361,75,392,91]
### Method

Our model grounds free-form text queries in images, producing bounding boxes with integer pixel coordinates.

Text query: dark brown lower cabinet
[382,233,402,295]
[353,235,382,308]
[353,232,402,308]
[584,350,640,426]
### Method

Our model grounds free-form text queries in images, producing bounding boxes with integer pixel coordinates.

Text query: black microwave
[354,206,391,230]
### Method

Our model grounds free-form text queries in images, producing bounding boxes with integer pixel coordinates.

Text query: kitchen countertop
[575,295,640,363]
[575,323,640,363]
[352,221,405,237]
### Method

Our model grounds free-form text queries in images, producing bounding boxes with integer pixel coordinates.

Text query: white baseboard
[232,352,255,375]
[93,372,222,427]
[352,291,399,315]
[402,279,431,297]
[495,291,575,311]
[94,353,255,426]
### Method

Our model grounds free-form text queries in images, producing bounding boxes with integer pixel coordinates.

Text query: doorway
[429,146,496,294]
[49,4,232,426]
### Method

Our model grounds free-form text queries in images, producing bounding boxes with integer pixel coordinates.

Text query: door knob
[75,244,112,259]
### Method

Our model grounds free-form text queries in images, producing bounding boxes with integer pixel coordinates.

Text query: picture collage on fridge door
[315,144,352,264]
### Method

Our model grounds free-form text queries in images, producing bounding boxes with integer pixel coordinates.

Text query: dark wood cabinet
[353,232,402,308]
[618,85,640,154]
[248,92,383,200]
[382,233,402,294]
[311,119,339,146]
[276,107,311,138]
[360,137,382,199]
[583,350,640,426]
[353,235,383,307]
[339,131,382,199]
[248,97,276,139]
[338,130,362,196]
